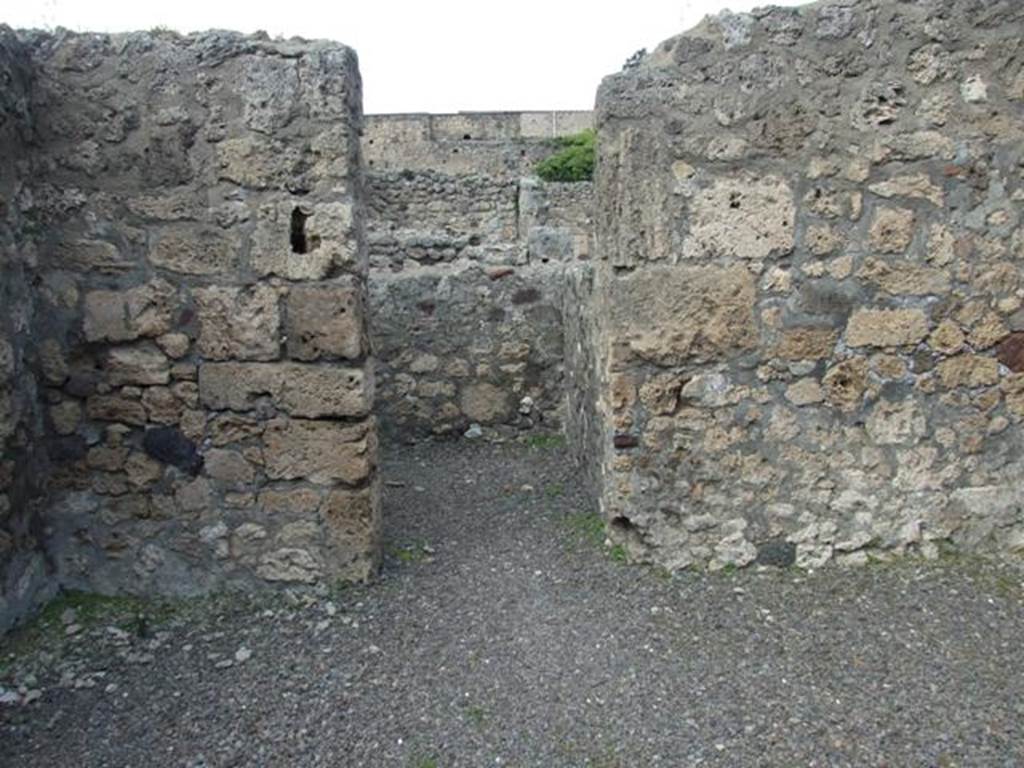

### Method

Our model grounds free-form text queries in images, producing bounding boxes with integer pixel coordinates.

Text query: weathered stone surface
[785,378,824,406]
[105,346,170,386]
[86,393,147,426]
[683,175,795,261]
[262,418,376,485]
[258,486,322,517]
[216,136,302,188]
[608,265,757,366]
[322,484,381,581]
[199,363,372,418]
[776,328,837,360]
[251,202,358,280]
[83,280,177,343]
[149,228,237,275]
[929,319,966,355]
[845,309,929,348]
[256,548,321,583]
[868,174,944,207]
[460,382,510,423]
[285,281,364,361]
[869,208,916,254]
[936,355,1001,388]
[204,448,254,487]
[866,400,926,445]
[194,285,281,362]
[823,357,869,410]
[857,258,950,296]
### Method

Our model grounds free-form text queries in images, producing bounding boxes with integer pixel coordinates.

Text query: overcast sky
[5,0,805,114]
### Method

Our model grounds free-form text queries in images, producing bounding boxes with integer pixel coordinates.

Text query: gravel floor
[2,439,1024,768]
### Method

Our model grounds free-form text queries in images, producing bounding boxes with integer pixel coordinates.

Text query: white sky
[4,0,805,114]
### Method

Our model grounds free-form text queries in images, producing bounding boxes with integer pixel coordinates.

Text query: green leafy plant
[535,129,595,182]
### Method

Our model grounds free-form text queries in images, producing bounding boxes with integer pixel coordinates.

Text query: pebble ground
[2,439,1023,767]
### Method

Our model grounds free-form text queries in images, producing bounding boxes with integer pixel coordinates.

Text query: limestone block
[683,175,795,261]
[785,378,825,406]
[251,201,358,280]
[776,328,838,360]
[258,486,323,517]
[823,358,869,410]
[149,227,237,275]
[199,362,372,418]
[204,448,255,487]
[936,355,1001,388]
[929,320,965,355]
[55,239,134,274]
[608,265,757,366]
[256,548,321,583]
[321,483,380,581]
[845,308,929,348]
[83,279,177,343]
[105,346,170,386]
[208,413,263,446]
[460,382,510,423]
[86,393,147,425]
[866,400,926,445]
[156,333,191,359]
[857,258,950,296]
[285,281,365,361]
[262,418,376,485]
[243,56,300,134]
[194,284,281,362]
[868,174,944,207]
[869,208,916,254]
[216,136,303,188]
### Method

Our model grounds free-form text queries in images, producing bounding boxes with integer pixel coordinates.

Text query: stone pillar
[0,27,55,632]
[16,29,378,600]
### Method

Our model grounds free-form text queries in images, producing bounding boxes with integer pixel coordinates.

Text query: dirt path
[2,440,1023,767]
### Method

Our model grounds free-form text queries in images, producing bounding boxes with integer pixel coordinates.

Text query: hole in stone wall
[290,207,320,254]
[463,133,472,140]
[290,207,309,254]
[610,516,636,535]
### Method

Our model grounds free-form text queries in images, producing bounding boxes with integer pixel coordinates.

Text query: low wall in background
[363,111,594,438]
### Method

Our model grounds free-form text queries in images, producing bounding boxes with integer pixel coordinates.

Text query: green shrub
[535,129,595,182]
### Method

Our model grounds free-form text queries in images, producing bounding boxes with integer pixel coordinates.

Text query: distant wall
[591,0,1024,571]
[364,112,594,438]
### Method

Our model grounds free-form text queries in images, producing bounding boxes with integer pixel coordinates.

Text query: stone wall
[591,0,1024,570]
[0,27,379,629]
[364,112,594,437]
[0,29,55,632]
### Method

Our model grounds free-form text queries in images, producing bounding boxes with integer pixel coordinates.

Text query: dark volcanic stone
[996,333,1024,372]
[756,538,797,567]
[47,436,87,463]
[143,426,202,475]
[613,433,639,449]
